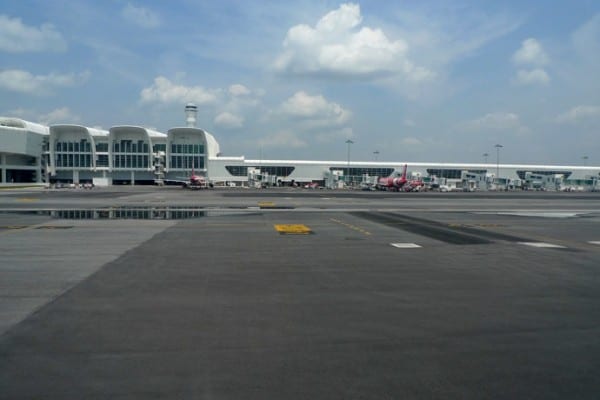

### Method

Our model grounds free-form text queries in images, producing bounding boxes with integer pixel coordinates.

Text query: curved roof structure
[0,117,49,135]
[50,124,109,138]
[167,127,221,157]
[109,126,167,140]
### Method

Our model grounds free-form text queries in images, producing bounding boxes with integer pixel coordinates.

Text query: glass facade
[170,142,205,170]
[54,139,92,168]
[96,154,109,167]
[225,166,296,177]
[426,169,487,179]
[516,170,572,180]
[96,142,108,152]
[112,139,149,169]
[330,167,394,178]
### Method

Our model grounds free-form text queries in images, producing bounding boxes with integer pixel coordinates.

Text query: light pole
[374,150,380,161]
[582,155,588,166]
[346,139,354,185]
[494,144,503,186]
[483,153,489,164]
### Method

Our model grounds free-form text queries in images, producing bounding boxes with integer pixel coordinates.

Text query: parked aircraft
[404,177,426,192]
[377,164,408,191]
[377,165,427,191]
[163,167,208,189]
[183,167,208,189]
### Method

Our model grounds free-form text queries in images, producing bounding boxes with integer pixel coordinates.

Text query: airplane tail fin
[402,164,407,179]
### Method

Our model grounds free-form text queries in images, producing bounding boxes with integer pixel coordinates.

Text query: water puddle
[1,207,208,220]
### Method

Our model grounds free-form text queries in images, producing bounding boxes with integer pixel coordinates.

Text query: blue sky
[1,0,599,164]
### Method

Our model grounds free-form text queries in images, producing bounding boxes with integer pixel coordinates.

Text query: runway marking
[390,243,422,249]
[17,198,39,202]
[497,212,581,218]
[329,218,371,236]
[588,241,600,246]
[274,224,312,235]
[258,201,275,208]
[518,242,566,249]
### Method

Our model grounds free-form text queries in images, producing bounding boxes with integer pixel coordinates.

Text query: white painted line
[391,243,422,249]
[588,241,600,245]
[497,212,580,218]
[518,242,566,249]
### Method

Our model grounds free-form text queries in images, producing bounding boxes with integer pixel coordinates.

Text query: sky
[0,0,599,165]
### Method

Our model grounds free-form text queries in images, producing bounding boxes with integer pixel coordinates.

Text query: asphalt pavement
[1,187,599,399]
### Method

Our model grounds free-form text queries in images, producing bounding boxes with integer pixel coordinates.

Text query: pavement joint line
[518,242,567,249]
[329,218,371,236]
[390,242,422,248]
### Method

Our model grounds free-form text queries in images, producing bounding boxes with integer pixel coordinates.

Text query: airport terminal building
[1,104,599,190]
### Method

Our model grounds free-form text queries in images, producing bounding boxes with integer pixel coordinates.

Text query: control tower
[185,103,197,128]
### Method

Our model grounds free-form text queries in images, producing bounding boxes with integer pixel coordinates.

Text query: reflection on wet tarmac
[48,207,207,220]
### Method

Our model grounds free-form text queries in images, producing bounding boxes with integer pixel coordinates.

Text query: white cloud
[556,105,600,123]
[39,107,81,125]
[512,38,549,66]
[274,3,432,81]
[0,15,67,53]
[214,112,244,129]
[400,137,422,145]
[514,68,550,86]
[229,84,251,97]
[572,14,600,62]
[510,39,550,86]
[0,69,89,95]
[258,131,307,149]
[403,119,416,127]
[121,3,161,29]
[140,76,219,105]
[461,112,530,135]
[279,91,351,126]
[5,107,80,125]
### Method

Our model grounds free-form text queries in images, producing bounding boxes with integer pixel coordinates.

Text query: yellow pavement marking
[274,224,312,234]
[329,218,371,236]
[17,198,39,202]
[259,201,275,208]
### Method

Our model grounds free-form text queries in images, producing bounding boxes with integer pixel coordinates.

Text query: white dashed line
[390,243,422,249]
[518,242,566,249]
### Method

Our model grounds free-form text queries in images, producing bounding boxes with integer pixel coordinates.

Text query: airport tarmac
[1,187,599,399]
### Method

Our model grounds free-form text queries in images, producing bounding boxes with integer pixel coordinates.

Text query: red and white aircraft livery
[183,167,207,189]
[162,167,208,189]
[378,165,426,191]
[378,164,408,191]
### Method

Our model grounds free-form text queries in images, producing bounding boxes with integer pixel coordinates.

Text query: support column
[73,170,79,184]
[1,154,6,183]
[131,170,135,185]
[36,156,43,183]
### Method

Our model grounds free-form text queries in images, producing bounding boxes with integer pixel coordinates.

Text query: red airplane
[378,164,408,191]
[403,177,425,192]
[182,167,207,189]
